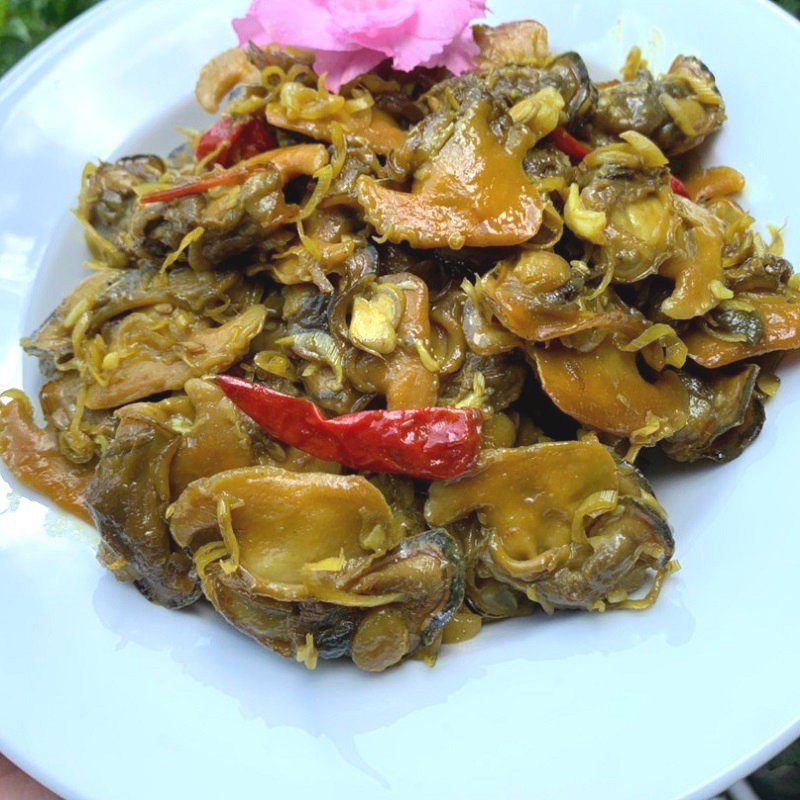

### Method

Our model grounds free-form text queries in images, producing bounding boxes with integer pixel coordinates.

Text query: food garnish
[216,374,483,479]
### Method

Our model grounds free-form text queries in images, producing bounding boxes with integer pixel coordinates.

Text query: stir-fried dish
[2,21,797,671]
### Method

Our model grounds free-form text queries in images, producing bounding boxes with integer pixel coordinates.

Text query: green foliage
[775,0,800,15]
[0,0,100,76]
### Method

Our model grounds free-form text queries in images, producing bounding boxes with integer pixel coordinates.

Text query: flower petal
[329,0,418,38]
[232,12,267,47]
[420,26,480,74]
[233,0,342,51]
[414,0,485,42]
[231,0,487,90]
[392,0,486,72]
[314,48,388,92]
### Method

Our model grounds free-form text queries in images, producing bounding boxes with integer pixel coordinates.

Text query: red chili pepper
[139,169,250,204]
[215,375,483,480]
[668,174,689,198]
[548,127,591,162]
[547,126,689,197]
[196,116,276,168]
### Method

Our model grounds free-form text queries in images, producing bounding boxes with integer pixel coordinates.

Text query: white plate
[1,1,799,798]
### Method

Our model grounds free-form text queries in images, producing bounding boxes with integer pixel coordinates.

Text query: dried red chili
[196,116,276,167]
[140,117,277,204]
[547,127,689,197]
[548,127,592,163]
[139,168,252,204]
[215,375,483,480]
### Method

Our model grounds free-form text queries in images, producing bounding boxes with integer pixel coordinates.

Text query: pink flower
[232,0,488,91]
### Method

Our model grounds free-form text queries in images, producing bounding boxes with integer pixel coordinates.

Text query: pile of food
[2,20,798,671]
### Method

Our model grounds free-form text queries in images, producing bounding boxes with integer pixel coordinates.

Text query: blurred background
[1,0,100,76]
[0,0,799,798]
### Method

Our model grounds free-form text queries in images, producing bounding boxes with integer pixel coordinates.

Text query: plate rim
[1,2,799,799]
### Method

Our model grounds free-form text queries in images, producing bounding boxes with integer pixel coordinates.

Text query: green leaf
[4,15,32,41]
[768,740,800,770]
[0,0,101,76]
